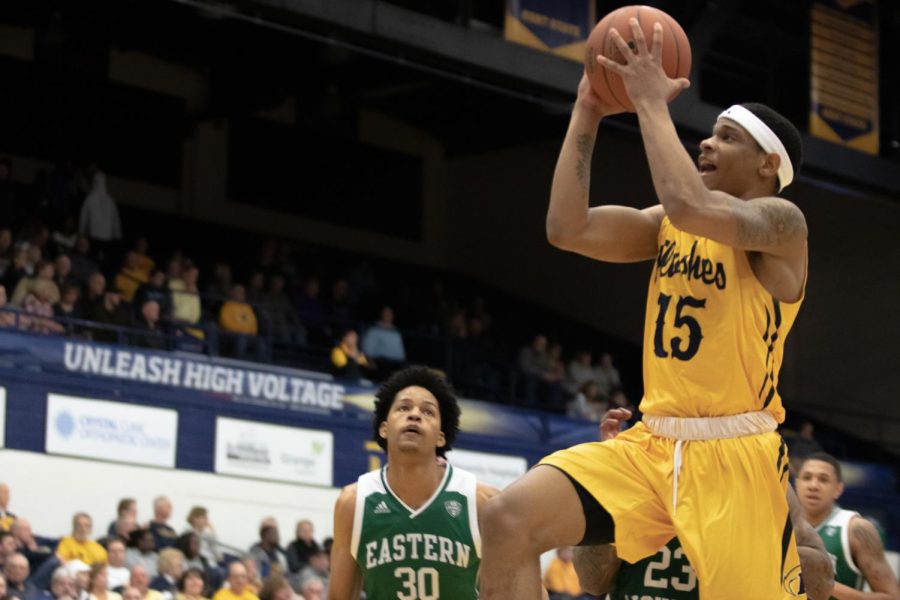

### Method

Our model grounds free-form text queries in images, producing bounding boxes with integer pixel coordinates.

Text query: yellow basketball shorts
[540,421,804,599]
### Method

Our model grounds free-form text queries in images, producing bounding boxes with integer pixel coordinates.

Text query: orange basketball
[584,5,691,112]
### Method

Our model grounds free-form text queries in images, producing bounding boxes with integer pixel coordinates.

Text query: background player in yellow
[795,454,900,599]
[481,19,810,599]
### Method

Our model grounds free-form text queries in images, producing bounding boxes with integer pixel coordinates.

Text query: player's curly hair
[372,366,461,457]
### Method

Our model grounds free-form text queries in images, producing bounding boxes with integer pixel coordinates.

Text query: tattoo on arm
[575,134,594,193]
[736,199,806,249]
[851,519,900,593]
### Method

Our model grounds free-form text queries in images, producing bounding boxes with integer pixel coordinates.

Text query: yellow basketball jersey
[639,217,802,421]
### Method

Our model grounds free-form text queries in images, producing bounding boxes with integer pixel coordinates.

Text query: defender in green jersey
[796,453,899,600]
[330,366,497,599]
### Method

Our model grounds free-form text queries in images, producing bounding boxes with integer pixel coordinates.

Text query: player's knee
[481,493,537,550]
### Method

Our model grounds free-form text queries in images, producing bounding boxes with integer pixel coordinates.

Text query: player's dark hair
[802,452,842,482]
[372,366,460,457]
[740,102,803,190]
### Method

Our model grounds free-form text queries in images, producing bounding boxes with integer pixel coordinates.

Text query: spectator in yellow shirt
[56,513,108,565]
[115,251,149,304]
[542,546,582,600]
[219,285,267,361]
[330,329,370,381]
[212,562,259,600]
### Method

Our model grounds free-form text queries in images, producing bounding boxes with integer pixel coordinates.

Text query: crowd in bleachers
[0,157,635,420]
[0,485,329,600]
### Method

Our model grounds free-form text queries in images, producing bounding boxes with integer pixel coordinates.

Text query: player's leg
[479,465,595,600]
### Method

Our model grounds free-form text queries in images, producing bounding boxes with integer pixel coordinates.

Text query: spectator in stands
[133,272,172,321]
[10,519,53,572]
[219,285,265,361]
[285,521,319,576]
[0,484,14,531]
[0,287,15,329]
[65,560,90,600]
[295,550,328,598]
[1,245,30,296]
[88,563,121,600]
[444,309,467,339]
[51,217,79,257]
[565,351,595,396]
[149,549,184,599]
[171,536,205,581]
[238,560,260,596]
[541,546,582,600]
[295,278,327,345]
[5,553,39,600]
[11,261,59,307]
[361,306,406,378]
[149,499,176,552]
[53,256,74,290]
[115,253,149,305]
[120,587,144,600]
[205,264,232,305]
[104,540,130,592]
[82,273,106,314]
[261,275,305,347]
[21,289,64,335]
[125,531,157,578]
[517,335,564,409]
[593,352,621,397]
[84,287,128,344]
[41,566,75,600]
[165,259,183,290]
[330,330,369,381]
[183,509,218,567]
[131,300,167,351]
[54,283,82,326]
[298,577,324,600]
[248,525,288,579]
[246,272,265,306]
[256,576,290,600]
[78,171,121,244]
[56,514,107,566]
[212,563,257,600]
[127,567,161,600]
[174,568,207,600]
[1,532,17,569]
[170,266,202,337]
[567,381,606,422]
[69,238,99,286]
[132,240,154,279]
[106,500,138,540]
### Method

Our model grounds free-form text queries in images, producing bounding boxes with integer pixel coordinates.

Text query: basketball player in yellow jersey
[481,20,812,599]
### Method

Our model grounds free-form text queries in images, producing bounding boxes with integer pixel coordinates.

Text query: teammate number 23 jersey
[640,216,803,420]
[351,464,481,599]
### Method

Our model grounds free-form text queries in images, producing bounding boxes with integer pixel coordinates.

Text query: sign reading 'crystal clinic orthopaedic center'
[45,393,178,467]
[214,417,334,487]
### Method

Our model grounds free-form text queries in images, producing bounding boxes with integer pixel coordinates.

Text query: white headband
[718,104,794,192]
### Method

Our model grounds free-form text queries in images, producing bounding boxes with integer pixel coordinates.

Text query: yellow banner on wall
[810,0,879,155]
[505,0,594,63]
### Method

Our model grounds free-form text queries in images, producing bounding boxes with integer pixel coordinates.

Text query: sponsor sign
[505,0,594,62]
[215,417,333,486]
[46,394,178,467]
[446,448,528,490]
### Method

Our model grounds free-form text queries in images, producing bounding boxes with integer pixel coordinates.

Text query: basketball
[584,5,692,112]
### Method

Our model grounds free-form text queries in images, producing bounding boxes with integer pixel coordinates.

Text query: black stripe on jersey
[776,438,787,473]
[760,298,782,409]
[780,512,793,579]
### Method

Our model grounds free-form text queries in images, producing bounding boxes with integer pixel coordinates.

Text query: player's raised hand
[596,19,689,107]
[575,74,624,119]
[599,408,632,442]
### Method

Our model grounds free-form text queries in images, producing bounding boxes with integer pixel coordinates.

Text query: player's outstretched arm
[328,484,363,600]
[547,75,664,264]
[598,21,806,262]
[787,486,835,600]
[834,517,900,600]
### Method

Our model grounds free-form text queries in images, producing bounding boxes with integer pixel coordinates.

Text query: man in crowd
[105,539,131,591]
[4,552,40,600]
[56,514,107,566]
[212,562,258,600]
[10,518,53,571]
[149,498,177,551]
[0,483,15,531]
[286,520,320,576]
[247,525,288,579]
[129,566,162,600]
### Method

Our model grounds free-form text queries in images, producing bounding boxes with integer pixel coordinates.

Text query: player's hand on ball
[597,19,690,107]
[575,74,624,119]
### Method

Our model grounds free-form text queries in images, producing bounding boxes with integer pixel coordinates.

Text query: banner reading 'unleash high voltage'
[505,0,594,62]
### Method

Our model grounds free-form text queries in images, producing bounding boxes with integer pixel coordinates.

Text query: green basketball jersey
[610,537,698,600]
[351,464,480,599]
[816,507,864,597]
